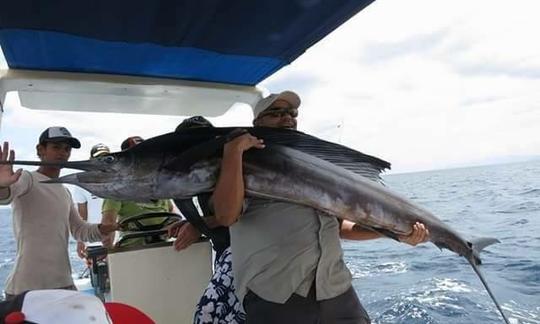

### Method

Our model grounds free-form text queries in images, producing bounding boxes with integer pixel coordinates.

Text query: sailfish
[1,127,511,323]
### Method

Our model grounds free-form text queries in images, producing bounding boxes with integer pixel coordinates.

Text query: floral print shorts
[194,247,246,324]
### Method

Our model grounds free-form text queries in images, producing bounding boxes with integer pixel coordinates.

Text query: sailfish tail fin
[469,237,500,265]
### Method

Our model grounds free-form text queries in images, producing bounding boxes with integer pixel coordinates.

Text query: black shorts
[243,285,371,324]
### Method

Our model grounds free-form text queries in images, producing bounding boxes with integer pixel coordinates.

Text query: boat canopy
[0,0,374,116]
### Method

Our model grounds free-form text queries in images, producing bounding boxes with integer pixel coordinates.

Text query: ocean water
[0,160,539,323]
[346,160,540,324]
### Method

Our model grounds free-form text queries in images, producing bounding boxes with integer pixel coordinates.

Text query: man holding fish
[0,95,509,322]
[212,91,429,323]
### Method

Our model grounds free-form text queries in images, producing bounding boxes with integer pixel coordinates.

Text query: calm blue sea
[346,160,540,324]
[1,160,539,323]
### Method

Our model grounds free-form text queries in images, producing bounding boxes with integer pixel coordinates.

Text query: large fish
[2,127,510,323]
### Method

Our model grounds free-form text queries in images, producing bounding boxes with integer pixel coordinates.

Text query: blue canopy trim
[0,0,374,86]
[0,29,282,85]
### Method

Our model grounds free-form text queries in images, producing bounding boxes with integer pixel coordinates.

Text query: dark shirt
[174,194,230,258]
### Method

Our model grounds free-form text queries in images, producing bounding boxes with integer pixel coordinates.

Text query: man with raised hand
[0,127,117,300]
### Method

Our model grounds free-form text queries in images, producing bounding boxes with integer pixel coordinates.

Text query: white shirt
[72,186,104,224]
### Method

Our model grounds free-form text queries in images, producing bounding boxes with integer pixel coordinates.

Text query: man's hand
[76,241,86,259]
[0,142,22,187]
[224,132,265,155]
[99,223,118,248]
[101,233,115,249]
[398,222,429,246]
[166,220,186,238]
[169,222,201,251]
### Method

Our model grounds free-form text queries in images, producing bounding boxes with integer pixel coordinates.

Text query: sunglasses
[259,107,298,119]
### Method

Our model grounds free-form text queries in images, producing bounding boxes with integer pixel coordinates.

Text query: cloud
[453,63,540,80]
[360,28,451,64]
[257,0,540,173]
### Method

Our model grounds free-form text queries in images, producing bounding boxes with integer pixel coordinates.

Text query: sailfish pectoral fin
[369,227,402,242]
[347,222,403,242]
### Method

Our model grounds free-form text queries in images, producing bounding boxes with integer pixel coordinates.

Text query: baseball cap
[38,127,81,149]
[2,289,154,324]
[253,90,301,120]
[120,136,144,150]
[175,116,214,131]
[90,143,111,158]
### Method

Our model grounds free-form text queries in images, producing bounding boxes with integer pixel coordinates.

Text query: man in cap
[101,136,177,248]
[73,143,111,261]
[171,116,247,323]
[212,91,429,323]
[90,143,111,159]
[252,90,301,129]
[175,115,214,131]
[120,136,144,151]
[0,127,118,299]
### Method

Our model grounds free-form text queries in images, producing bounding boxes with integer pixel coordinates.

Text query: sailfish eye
[103,156,115,163]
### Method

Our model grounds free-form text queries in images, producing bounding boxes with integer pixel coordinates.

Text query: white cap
[4,290,155,324]
[21,290,112,323]
[253,90,301,119]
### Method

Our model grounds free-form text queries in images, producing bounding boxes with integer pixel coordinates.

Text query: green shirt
[102,199,173,247]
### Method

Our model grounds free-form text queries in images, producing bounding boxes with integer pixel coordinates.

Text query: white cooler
[108,241,212,324]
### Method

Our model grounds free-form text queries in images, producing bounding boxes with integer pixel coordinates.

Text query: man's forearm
[100,211,118,248]
[340,220,382,240]
[202,216,222,229]
[77,203,88,221]
[69,205,102,242]
[212,148,245,226]
[101,210,118,225]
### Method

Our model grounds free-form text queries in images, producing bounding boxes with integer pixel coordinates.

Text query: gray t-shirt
[230,198,352,304]
[0,171,102,295]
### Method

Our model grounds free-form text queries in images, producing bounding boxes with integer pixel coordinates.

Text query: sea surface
[1,160,539,323]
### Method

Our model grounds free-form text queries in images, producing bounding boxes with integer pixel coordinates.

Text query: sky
[1,0,539,174]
